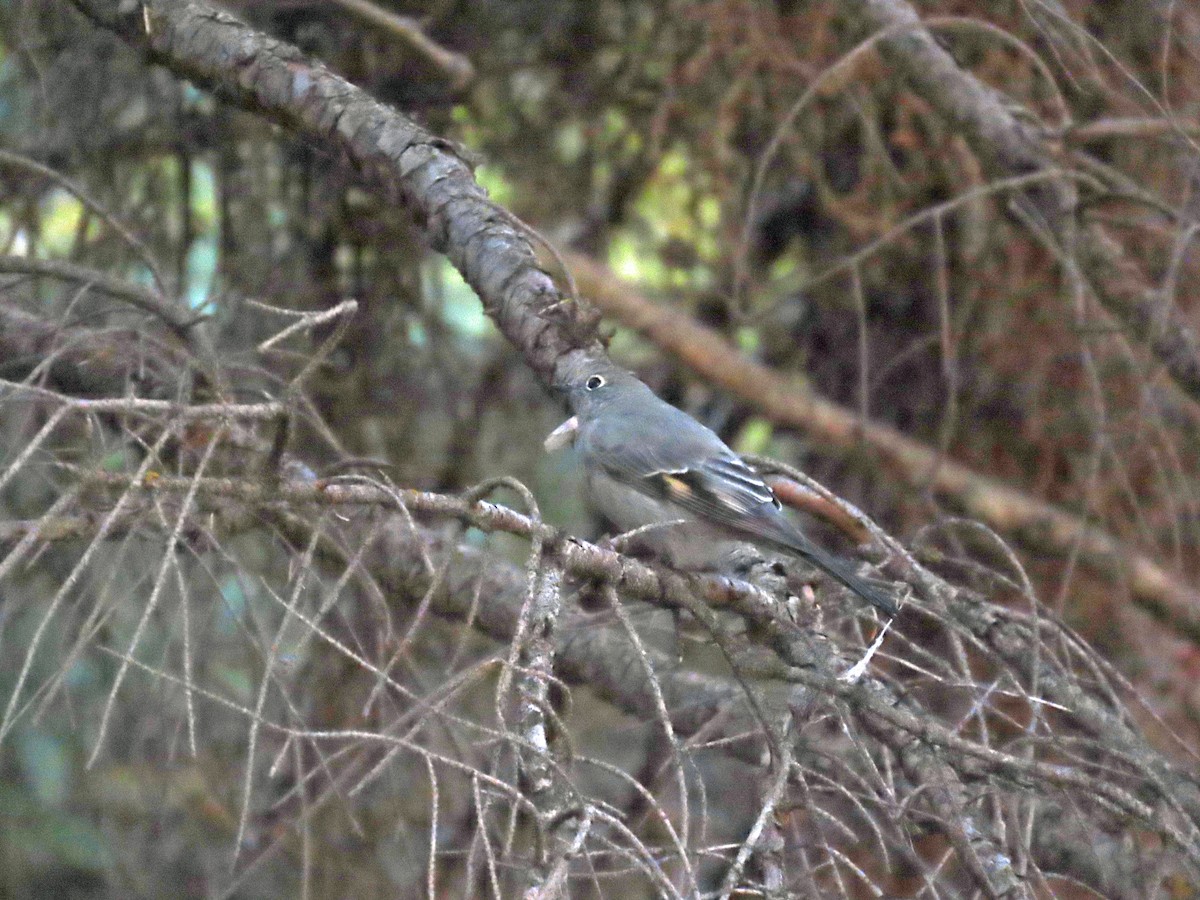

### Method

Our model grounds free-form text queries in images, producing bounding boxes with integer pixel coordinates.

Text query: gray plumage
[551,353,897,616]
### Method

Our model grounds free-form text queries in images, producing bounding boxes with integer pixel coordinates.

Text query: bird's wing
[649,453,781,524]
[585,404,899,614]
[590,415,782,532]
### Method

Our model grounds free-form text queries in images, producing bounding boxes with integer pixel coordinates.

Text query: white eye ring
[585,375,606,391]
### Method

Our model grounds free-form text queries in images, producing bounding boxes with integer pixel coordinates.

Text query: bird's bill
[543,415,579,452]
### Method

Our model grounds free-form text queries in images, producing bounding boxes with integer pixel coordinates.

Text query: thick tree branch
[63,0,599,386]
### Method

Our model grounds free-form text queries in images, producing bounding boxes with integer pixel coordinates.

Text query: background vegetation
[2,0,1200,896]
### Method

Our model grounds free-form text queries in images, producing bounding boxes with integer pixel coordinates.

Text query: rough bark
[65,0,600,387]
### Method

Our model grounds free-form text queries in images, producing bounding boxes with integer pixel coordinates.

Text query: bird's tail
[769,531,898,616]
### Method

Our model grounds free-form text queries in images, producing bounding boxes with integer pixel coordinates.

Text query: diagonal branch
[835,0,1200,407]
[64,0,599,386]
[325,0,474,89]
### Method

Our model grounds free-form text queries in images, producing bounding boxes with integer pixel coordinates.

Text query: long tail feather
[766,528,898,616]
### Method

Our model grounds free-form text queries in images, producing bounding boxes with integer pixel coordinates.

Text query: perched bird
[547,352,897,616]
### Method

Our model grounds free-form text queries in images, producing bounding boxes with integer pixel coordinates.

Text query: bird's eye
[585,375,606,391]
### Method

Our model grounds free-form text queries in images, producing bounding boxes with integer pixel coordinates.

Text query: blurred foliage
[1,0,1199,895]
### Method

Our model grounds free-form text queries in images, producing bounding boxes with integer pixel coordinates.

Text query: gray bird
[547,352,897,616]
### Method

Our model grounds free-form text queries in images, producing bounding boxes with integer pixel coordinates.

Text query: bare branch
[325,0,474,89]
